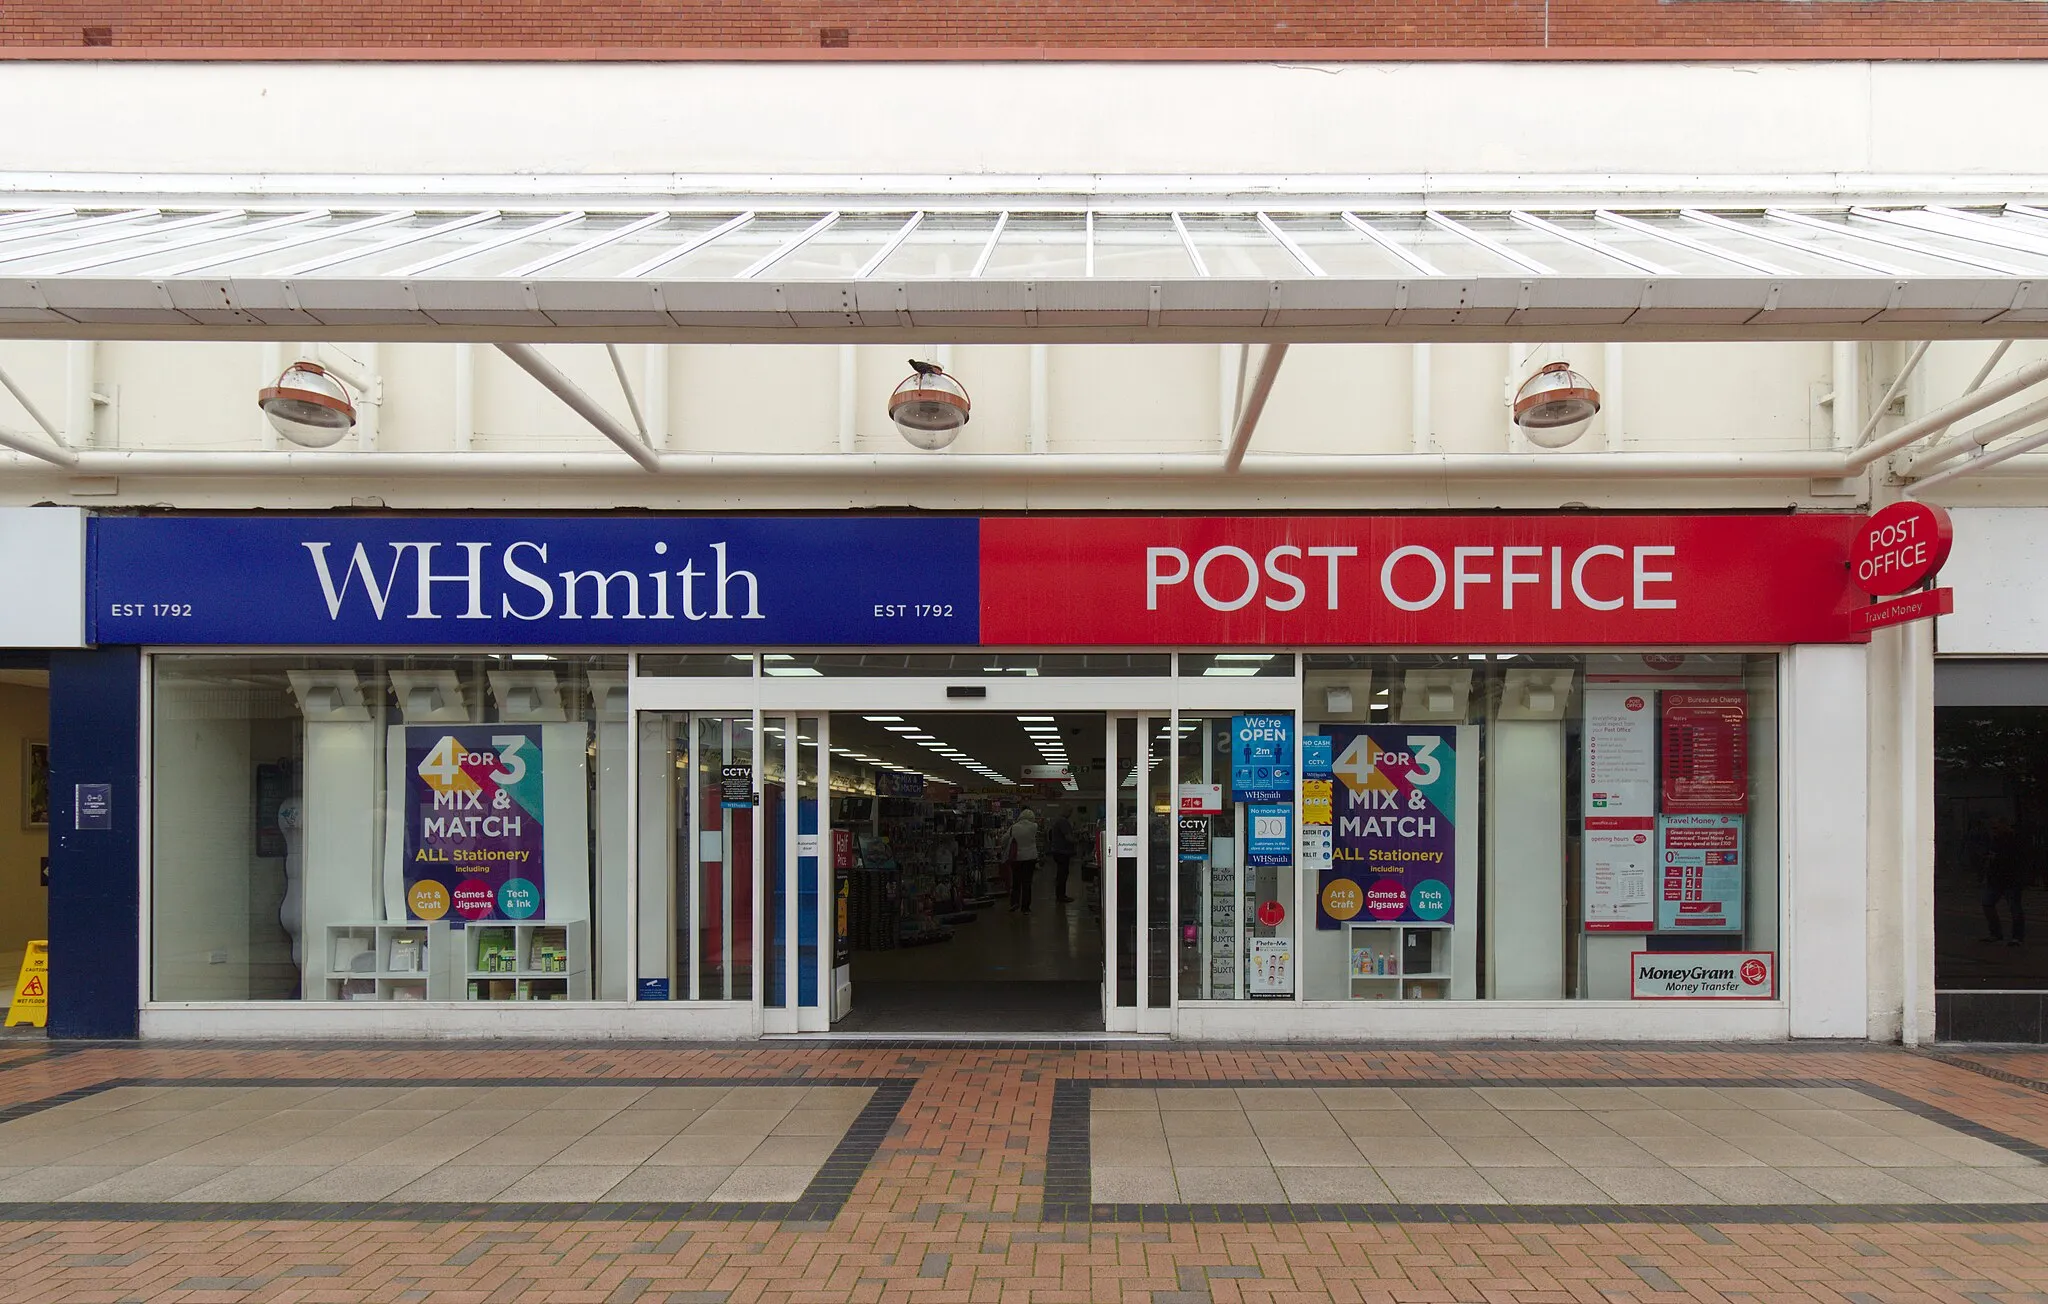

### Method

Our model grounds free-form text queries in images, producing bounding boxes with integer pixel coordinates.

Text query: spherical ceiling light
[1511,361,1601,449]
[258,360,356,448]
[888,359,971,451]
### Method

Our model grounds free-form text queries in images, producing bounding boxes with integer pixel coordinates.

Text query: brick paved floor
[3,1041,2048,1301]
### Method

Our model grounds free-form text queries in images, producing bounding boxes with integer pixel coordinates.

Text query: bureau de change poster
[1320,725,1456,926]
[403,726,546,922]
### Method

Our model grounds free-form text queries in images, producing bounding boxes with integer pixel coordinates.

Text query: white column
[644,345,670,451]
[1788,644,1870,1037]
[452,344,475,452]
[1832,342,1862,451]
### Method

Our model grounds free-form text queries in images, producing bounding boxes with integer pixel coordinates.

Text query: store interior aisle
[843,886,1105,1032]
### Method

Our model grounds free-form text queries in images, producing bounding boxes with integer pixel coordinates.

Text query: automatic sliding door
[1106,713,1172,1033]
[631,711,757,1003]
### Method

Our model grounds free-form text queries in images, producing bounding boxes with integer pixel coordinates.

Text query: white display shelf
[323,923,454,1001]
[462,920,591,1001]
[1347,922,1453,1001]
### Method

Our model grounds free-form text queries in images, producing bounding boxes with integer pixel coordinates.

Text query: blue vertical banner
[1230,714,1294,802]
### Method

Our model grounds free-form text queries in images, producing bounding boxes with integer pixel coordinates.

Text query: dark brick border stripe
[1042,1075,2048,1225]
[0,1076,913,1224]
[1925,1051,2048,1097]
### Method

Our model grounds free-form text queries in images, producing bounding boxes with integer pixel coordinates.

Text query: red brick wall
[3,0,2045,55]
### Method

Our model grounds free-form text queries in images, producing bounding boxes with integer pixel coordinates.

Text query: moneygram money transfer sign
[1631,951,1775,999]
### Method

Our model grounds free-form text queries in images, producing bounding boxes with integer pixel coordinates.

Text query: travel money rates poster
[404,727,546,921]
[1319,725,1456,926]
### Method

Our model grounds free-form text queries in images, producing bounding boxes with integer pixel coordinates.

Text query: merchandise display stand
[323,922,453,1001]
[1347,921,1453,1000]
[462,919,591,1001]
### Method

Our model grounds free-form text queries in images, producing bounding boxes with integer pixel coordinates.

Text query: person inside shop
[1006,806,1043,914]
[1981,817,2029,947]
[1046,805,1078,905]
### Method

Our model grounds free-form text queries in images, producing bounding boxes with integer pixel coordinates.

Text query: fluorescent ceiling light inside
[764,667,824,676]
[764,653,794,661]
[884,725,918,732]
[1017,716,1055,722]
[1202,667,1260,677]
[864,716,904,722]
[1214,653,1275,661]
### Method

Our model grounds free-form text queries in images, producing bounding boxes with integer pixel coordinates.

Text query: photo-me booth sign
[92,514,1866,646]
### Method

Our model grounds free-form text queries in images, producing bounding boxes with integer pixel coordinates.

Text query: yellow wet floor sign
[5,941,46,1028]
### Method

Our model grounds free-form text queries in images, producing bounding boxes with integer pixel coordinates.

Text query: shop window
[150,654,627,1003]
[1935,701,2048,992]
[1300,652,1780,1003]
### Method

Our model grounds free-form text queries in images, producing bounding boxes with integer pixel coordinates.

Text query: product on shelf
[474,927,517,974]
[387,934,423,973]
[528,926,568,973]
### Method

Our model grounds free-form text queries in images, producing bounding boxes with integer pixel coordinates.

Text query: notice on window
[1584,688,1656,819]
[1583,688,1657,932]
[720,765,754,809]
[404,727,545,922]
[1247,937,1293,998]
[1658,813,1744,932]
[1327,725,1455,925]
[1178,816,1211,862]
[1661,692,1749,815]
[1584,824,1656,932]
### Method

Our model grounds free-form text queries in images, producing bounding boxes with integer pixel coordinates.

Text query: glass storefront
[148,646,1783,1015]
[150,653,628,1003]
[1300,652,1779,1002]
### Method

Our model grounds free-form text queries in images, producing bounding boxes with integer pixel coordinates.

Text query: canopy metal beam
[494,342,660,472]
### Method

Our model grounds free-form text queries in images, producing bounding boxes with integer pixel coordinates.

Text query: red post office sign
[1849,501,1952,596]
[981,515,1866,646]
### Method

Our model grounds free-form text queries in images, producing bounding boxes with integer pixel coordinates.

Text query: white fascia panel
[0,507,84,647]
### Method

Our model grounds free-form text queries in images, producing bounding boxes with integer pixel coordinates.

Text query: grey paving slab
[1092,1113,1168,1142]
[709,1165,816,1202]
[170,1165,338,1202]
[1393,1087,1488,1109]
[1502,1110,1619,1140]
[1415,1110,1529,1139]
[682,1108,790,1138]
[1375,1166,1506,1203]
[744,1135,839,1167]
[1537,1136,1667,1167]
[647,1134,773,1166]
[0,1166,129,1200]
[1259,1137,1369,1168]
[1578,1166,1723,1204]
[1276,1166,1394,1202]
[388,1165,537,1202]
[1091,1165,1180,1203]
[1675,1166,1831,1204]
[1775,1166,1936,1204]
[64,1165,234,1201]
[1887,1166,2048,1204]
[1161,1110,1254,1139]
[1473,1087,1576,1111]
[1155,1088,1233,1111]
[1168,1137,1269,1168]
[772,1108,866,1137]
[1631,1135,1766,1167]
[1477,1167,1613,1203]
[1244,1110,1344,1139]
[1091,1088,1158,1112]
[1314,1088,1410,1111]
[1446,1136,1567,1168]
[591,1109,706,1137]
[627,1086,734,1110]
[282,1164,440,1201]
[1091,1134,1172,1166]
[490,1165,635,1202]
[1173,1165,1287,1202]
[1353,1135,1466,1167]
[546,1133,670,1166]
[603,1165,739,1202]
[445,1136,570,1166]
[1234,1088,1325,1111]
[1722,1135,1858,1167]
[1822,1136,1961,1167]
[540,1086,650,1110]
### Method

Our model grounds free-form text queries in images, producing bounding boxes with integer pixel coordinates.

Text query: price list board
[1659,692,1749,815]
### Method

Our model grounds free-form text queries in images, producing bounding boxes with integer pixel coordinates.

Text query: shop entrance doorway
[827,710,1106,1034]
[629,670,1275,1037]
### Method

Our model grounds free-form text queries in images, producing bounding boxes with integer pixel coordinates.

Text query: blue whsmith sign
[89,515,982,645]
